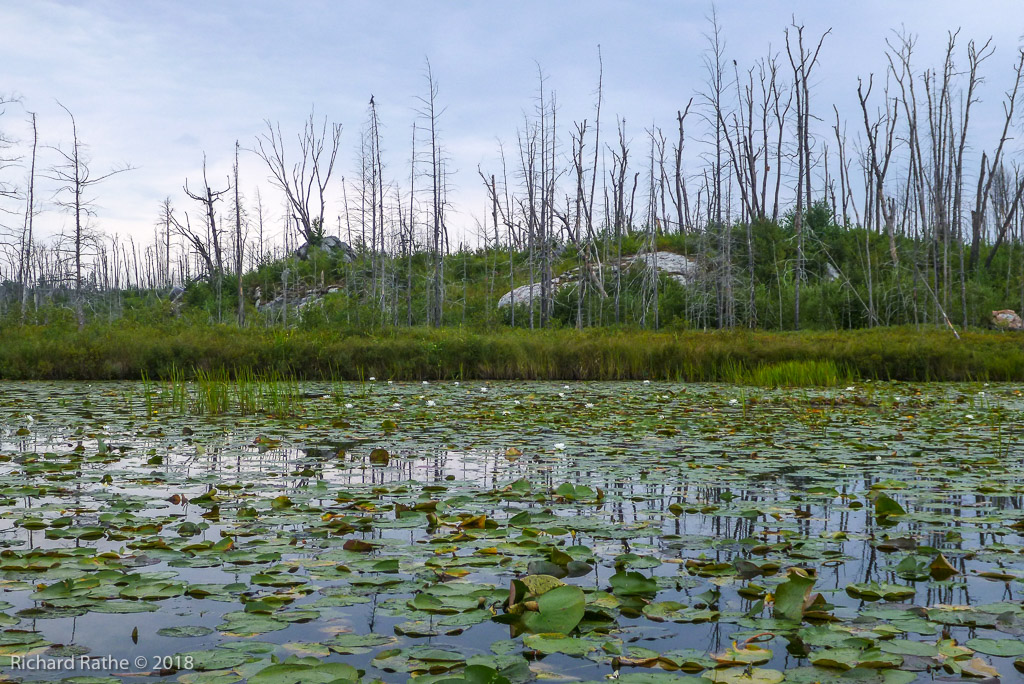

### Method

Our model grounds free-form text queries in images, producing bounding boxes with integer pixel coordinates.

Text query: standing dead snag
[785,20,830,331]
[416,60,448,328]
[857,74,901,270]
[183,155,229,280]
[46,102,132,328]
[702,7,731,327]
[233,141,245,327]
[177,156,230,319]
[0,95,20,204]
[969,48,1024,272]
[16,112,38,322]
[253,108,342,246]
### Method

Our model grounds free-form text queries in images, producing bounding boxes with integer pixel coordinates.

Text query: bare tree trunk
[20,112,37,323]
[234,141,245,326]
[786,21,830,331]
[253,109,342,245]
[418,61,445,327]
[970,48,1024,271]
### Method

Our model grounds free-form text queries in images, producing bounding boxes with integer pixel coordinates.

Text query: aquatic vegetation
[5,324,1024,382]
[742,359,853,387]
[0,380,1022,682]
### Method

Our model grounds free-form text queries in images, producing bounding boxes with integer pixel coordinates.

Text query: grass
[1,321,1023,383]
[135,366,302,416]
[742,359,854,387]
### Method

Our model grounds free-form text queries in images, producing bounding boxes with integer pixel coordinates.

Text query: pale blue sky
[1,1,1021,247]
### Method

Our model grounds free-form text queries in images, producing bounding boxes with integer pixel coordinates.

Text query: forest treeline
[2,18,1024,337]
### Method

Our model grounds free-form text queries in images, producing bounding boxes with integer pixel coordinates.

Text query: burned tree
[46,102,132,327]
[254,108,342,245]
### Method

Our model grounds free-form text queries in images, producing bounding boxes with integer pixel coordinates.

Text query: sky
[0,0,1022,251]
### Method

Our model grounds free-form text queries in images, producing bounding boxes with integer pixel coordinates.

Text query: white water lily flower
[554,443,566,450]
[563,385,570,390]
[392,403,400,408]
[345,403,354,409]
[454,381,460,386]
[322,395,331,399]
[387,380,393,385]
[558,392,565,398]
[514,400,521,405]
[422,380,429,385]
[26,415,34,424]
[369,376,376,381]
[585,403,594,408]
[502,410,510,415]
[966,414,974,419]
[643,380,651,385]
[481,387,488,393]
[729,398,738,405]
[875,455,882,462]
[845,386,855,391]
[978,391,985,396]
[426,400,436,407]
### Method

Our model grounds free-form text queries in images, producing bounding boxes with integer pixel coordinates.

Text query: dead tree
[254,108,342,245]
[969,47,1024,271]
[0,94,19,205]
[46,102,132,327]
[19,113,38,321]
[785,20,830,330]
[169,208,215,282]
[183,155,229,278]
[155,197,174,287]
[417,61,447,327]
[233,141,245,326]
[857,75,901,267]
[667,101,694,236]
[984,163,1024,268]
[702,8,732,327]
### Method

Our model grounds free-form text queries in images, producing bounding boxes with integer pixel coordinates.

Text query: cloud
[0,0,1021,248]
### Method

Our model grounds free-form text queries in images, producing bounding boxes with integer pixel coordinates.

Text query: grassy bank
[1,322,1022,382]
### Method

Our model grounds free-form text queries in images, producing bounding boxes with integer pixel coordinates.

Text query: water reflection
[0,381,1021,682]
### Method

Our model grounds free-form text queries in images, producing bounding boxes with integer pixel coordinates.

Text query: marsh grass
[2,323,1023,382]
[742,359,853,387]
[136,366,303,416]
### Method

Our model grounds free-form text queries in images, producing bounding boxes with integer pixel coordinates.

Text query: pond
[0,379,1022,684]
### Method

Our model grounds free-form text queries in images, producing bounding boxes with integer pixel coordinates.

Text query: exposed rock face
[635,251,699,285]
[498,281,564,309]
[258,286,343,315]
[295,236,355,262]
[991,309,1024,330]
[497,251,698,308]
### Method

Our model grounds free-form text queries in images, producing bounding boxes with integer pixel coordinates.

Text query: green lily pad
[965,637,1024,657]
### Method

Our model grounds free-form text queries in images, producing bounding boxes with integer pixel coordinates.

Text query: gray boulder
[497,251,699,308]
[296,235,355,262]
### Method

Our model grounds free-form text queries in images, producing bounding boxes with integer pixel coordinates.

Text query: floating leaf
[965,638,1024,657]
[521,584,585,634]
[773,568,816,621]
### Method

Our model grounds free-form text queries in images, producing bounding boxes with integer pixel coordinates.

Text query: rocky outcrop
[991,309,1024,330]
[295,236,355,262]
[497,251,698,308]
[257,285,343,315]
[635,251,699,285]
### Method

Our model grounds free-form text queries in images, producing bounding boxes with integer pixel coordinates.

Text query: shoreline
[1,324,1022,382]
